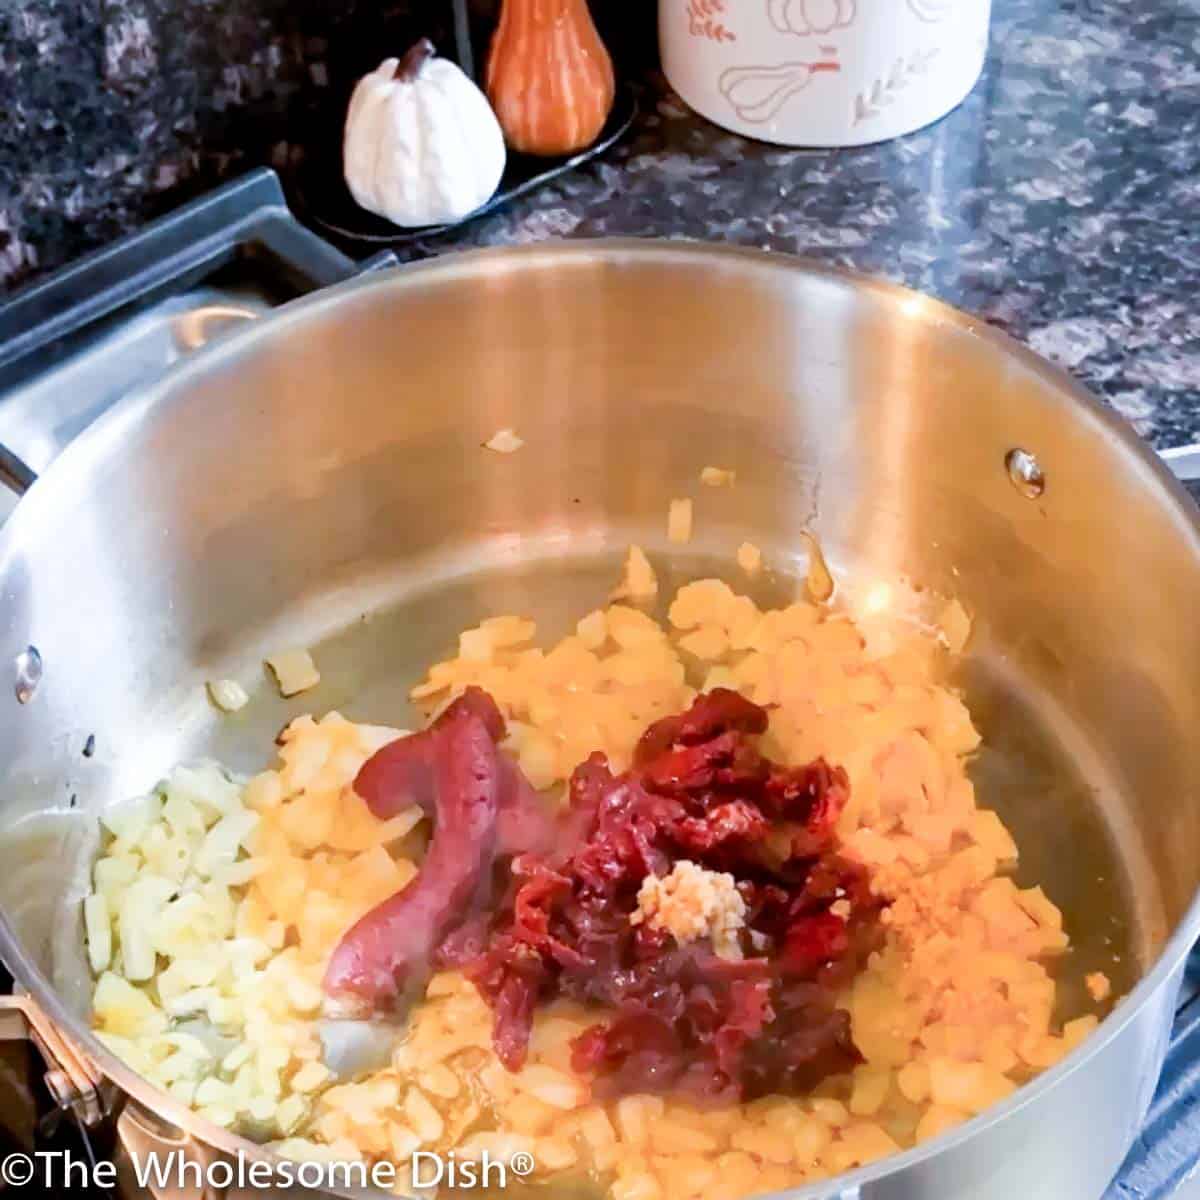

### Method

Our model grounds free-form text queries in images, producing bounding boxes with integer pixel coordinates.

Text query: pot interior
[0,242,1193,1051]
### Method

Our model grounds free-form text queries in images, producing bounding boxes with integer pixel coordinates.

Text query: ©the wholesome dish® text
[84,557,1110,1199]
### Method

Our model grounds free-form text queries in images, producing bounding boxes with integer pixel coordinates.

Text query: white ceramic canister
[659,0,992,147]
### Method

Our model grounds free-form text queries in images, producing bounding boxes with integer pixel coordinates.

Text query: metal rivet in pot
[1005,448,1046,498]
[14,645,42,704]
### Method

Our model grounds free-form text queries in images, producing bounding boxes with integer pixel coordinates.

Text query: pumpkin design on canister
[767,0,856,36]
[486,0,615,156]
[688,0,735,43]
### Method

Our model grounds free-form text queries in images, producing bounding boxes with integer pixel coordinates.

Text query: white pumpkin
[768,0,857,36]
[344,40,506,228]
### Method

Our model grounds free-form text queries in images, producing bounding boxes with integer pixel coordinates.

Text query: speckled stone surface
[1,0,1197,446]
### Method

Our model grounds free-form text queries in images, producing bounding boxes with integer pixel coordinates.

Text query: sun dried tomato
[465,690,884,1097]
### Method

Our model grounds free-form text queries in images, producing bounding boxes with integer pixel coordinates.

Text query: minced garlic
[1086,971,1112,1003]
[484,428,524,454]
[632,861,746,960]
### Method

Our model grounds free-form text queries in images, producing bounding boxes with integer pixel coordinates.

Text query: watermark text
[0,1147,535,1190]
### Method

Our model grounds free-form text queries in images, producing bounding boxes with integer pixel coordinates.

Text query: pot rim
[2,238,1198,1196]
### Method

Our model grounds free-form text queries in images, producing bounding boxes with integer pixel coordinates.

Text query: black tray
[291,83,636,250]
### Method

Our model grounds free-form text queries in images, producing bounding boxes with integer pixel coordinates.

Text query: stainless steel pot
[1,241,1197,1200]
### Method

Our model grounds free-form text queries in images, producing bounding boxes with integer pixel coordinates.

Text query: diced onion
[208,679,250,712]
[611,545,658,601]
[484,428,524,454]
[93,972,166,1038]
[169,762,243,821]
[83,893,111,974]
[100,793,163,844]
[194,809,260,879]
[266,649,321,698]
[668,498,693,544]
[736,541,762,575]
[118,876,175,982]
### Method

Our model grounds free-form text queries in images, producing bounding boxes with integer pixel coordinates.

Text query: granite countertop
[1,0,1197,446]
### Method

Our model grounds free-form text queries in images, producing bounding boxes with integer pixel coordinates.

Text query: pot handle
[0,168,395,498]
[0,989,107,1127]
